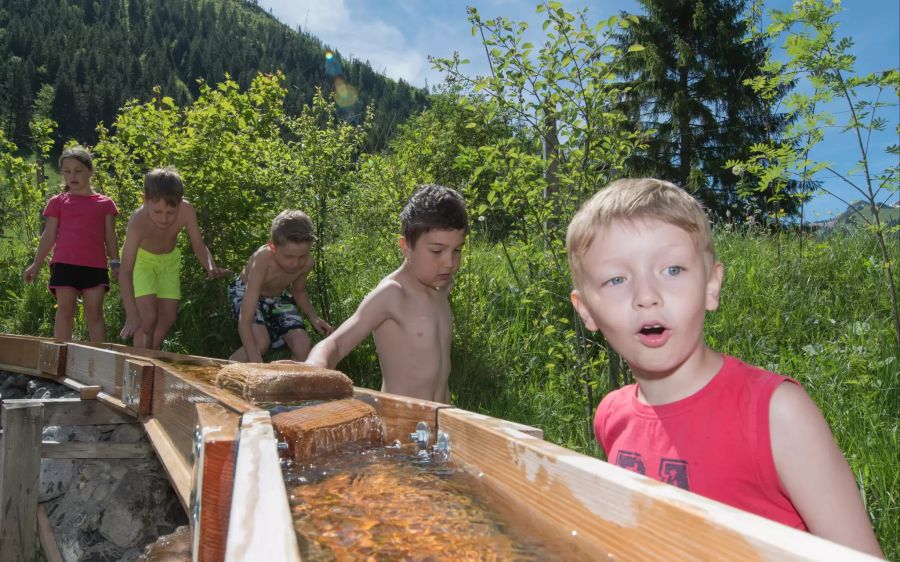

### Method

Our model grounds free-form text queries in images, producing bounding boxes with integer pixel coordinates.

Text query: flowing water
[284,445,554,561]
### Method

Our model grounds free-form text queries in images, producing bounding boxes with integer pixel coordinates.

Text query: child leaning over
[566,178,882,556]
[23,146,120,343]
[228,210,333,363]
[302,184,469,404]
[119,166,228,349]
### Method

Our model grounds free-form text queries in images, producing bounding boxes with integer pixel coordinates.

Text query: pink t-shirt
[44,192,119,268]
[595,355,808,530]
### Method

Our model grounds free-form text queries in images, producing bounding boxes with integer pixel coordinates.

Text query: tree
[614,0,795,220]
[732,0,900,357]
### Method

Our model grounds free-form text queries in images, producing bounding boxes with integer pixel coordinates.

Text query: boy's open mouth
[639,324,665,336]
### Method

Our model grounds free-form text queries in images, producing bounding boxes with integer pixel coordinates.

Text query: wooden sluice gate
[0,333,880,561]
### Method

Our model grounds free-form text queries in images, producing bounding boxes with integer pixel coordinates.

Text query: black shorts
[48,263,110,295]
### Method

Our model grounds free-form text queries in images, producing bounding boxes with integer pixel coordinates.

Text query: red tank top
[595,355,808,530]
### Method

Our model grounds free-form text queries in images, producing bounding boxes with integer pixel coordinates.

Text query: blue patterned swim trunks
[228,277,306,349]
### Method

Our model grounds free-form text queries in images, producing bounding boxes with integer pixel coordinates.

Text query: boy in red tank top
[566,178,882,557]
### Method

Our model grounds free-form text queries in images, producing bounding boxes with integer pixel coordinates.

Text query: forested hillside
[0,0,428,151]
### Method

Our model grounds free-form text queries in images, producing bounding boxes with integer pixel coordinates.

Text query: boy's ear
[705,261,724,311]
[571,289,599,332]
[398,236,409,257]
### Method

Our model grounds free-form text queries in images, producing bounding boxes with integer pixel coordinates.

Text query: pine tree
[615,0,796,220]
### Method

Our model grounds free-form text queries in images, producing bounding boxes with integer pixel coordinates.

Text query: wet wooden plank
[225,410,301,562]
[353,387,446,444]
[0,402,44,562]
[194,403,239,562]
[439,408,877,562]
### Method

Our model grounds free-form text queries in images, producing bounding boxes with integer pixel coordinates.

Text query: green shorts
[133,247,182,299]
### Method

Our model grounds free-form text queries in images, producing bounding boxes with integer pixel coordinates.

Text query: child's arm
[183,203,229,278]
[104,213,120,282]
[118,217,144,340]
[305,283,395,369]
[770,382,884,557]
[23,217,59,283]
[290,261,333,336]
[237,257,268,363]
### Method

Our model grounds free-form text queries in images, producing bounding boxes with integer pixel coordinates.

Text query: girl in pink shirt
[23,146,120,342]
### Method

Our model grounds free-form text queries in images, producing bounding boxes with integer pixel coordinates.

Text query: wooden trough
[0,333,880,561]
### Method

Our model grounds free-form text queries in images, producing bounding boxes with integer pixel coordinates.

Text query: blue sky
[258,0,899,220]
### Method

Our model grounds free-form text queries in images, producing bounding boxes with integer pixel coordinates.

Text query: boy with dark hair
[303,184,469,403]
[567,178,883,556]
[119,166,228,349]
[228,210,333,363]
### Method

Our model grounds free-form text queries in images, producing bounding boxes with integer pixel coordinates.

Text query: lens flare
[333,77,359,108]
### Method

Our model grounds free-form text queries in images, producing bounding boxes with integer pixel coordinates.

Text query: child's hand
[207,266,231,279]
[23,262,40,284]
[311,317,334,336]
[120,315,142,340]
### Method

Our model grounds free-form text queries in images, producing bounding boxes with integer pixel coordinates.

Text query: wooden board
[353,387,448,444]
[41,440,153,459]
[1,398,134,425]
[193,403,239,562]
[65,344,127,398]
[225,410,301,562]
[122,359,155,416]
[144,417,193,512]
[438,408,879,561]
[0,402,44,562]
[0,333,42,375]
[38,341,67,378]
[37,505,64,562]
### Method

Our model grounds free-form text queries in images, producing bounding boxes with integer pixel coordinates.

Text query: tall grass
[0,223,896,557]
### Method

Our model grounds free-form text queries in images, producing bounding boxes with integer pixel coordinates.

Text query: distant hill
[812,200,900,231]
[0,0,428,151]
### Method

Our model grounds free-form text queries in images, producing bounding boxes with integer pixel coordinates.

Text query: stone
[39,459,75,502]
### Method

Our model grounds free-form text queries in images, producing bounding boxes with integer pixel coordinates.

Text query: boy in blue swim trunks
[119,166,229,349]
[228,210,333,363]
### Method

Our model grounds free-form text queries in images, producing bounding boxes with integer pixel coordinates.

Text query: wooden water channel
[0,333,879,561]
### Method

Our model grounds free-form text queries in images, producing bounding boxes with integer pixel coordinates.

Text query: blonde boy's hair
[566,178,716,289]
[271,210,315,246]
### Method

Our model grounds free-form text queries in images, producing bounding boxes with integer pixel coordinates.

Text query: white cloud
[259,0,431,85]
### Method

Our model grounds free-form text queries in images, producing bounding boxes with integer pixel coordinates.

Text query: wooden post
[0,402,44,562]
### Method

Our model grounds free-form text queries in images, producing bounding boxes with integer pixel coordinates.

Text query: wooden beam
[438,408,878,561]
[0,402,44,562]
[38,341,67,378]
[194,403,239,562]
[37,505,63,562]
[225,410,301,562]
[42,440,153,459]
[64,344,126,398]
[144,418,192,513]
[0,398,134,425]
[0,333,42,373]
[122,359,154,416]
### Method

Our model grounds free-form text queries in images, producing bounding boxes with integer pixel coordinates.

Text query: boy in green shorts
[119,166,229,349]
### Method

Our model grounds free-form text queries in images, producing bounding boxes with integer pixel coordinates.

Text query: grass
[0,223,896,558]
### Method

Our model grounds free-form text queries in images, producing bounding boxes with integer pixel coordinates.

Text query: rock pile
[0,371,187,562]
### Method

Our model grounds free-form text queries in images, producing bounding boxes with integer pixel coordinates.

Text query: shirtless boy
[303,184,469,403]
[228,210,333,363]
[119,166,228,349]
